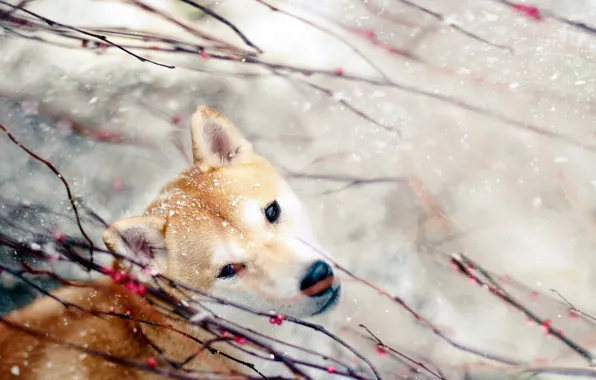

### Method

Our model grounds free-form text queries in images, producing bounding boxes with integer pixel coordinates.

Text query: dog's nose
[300,260,334,297]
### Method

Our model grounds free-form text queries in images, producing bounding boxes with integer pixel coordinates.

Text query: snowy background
[2,0,596,378]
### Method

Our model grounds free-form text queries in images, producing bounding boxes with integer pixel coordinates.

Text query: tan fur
[0,106,340,379]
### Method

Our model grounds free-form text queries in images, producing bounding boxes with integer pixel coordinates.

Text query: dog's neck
[100,262,242,374]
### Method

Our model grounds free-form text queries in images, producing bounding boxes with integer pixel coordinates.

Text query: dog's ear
[190,106,253,172]
[103,216,168,273]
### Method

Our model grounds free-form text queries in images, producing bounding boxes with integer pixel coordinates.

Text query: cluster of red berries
[218,330,247,345]
[105,268,147,296]
[269,314,284,325]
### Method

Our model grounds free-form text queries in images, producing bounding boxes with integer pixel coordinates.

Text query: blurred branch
[451,254,596,366]
[0,0,176,68]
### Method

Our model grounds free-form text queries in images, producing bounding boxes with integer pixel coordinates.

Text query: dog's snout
[300,260,334,297]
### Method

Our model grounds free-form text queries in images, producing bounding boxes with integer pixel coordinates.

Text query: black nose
[300,260,334,297]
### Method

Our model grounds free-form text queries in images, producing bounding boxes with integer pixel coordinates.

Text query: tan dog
[0,106,341,379]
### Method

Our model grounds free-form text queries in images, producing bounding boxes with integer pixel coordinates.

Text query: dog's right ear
[102,216,168,273]
[190,106,253,172]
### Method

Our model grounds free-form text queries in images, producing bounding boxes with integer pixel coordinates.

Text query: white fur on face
[212,241,246,268]
[241,199,270,232]
[275,180,317,243]
[210,180,340,318]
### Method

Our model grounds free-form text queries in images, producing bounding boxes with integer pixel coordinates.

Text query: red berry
[51,229,66,242]
[136,283,147,296]
[111,271,128,283]
[146,357,157,368]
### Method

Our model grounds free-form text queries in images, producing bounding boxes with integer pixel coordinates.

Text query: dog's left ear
[190,106,253,172]
[103,216,168,273]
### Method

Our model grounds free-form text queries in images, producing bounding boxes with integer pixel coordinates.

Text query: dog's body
[0,107,341,379]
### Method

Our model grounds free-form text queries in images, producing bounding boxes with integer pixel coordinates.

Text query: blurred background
[2,0,596,378]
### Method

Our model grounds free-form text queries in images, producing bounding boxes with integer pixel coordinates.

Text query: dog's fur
[0,106,341,379]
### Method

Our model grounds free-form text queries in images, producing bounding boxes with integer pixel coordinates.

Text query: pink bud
[95,131,114,141]
[512,4,542,21]
[351,28,376,40]
[51,229,66,242]
[533,357,548,365]
[327,366,336,374]
[568,309,580,320]
[111,179,125,191]
[335,68,344,76]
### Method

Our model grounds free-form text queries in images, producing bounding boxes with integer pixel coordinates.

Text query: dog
[0,106,341,379]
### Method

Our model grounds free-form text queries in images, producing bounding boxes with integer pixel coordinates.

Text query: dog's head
[103,106,340,318]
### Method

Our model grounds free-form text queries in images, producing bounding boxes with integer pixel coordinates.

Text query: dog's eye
[217,263,244,279]
[264,200,281,223]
